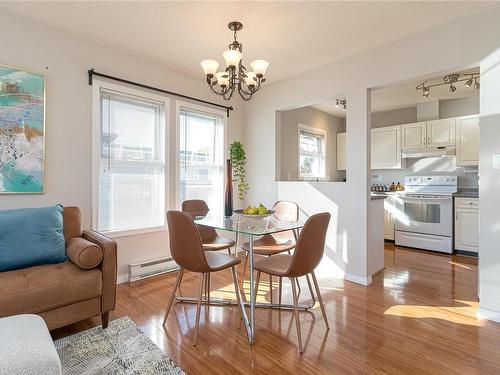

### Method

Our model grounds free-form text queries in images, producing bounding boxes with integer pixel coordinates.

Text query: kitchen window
[92,82,168,236]
[177,102,225,218]
[298,124,327,180]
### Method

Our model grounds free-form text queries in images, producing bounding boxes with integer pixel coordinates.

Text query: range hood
[402,146,456,159]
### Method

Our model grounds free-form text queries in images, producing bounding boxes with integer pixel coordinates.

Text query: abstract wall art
[0,64,45,193]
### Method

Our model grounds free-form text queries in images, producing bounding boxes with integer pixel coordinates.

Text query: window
[298,124,327,179]
[95,86,167,234]
[177,103,225,218]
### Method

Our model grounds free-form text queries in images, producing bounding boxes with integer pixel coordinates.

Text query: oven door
[395,195,453,236]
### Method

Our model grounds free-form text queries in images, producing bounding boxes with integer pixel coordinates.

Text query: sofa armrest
[82,230,117,313]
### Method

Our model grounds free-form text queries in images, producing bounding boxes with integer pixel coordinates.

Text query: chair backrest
[166,210,209,273]
[273,201,299,222]
[181,199,217,242]
[286,212,331,277]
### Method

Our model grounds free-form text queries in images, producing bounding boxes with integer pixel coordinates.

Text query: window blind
[98,89,166,233]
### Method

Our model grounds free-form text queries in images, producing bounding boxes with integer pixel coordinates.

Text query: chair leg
[311,271,330,330]
[230,266,244,316]
[278,277,283,306]
[207,272,211,302]
[254,271,261,302]
[290,277,303,354]
[193,273,205,346]
[241,253,249,290]
[163,268,185,326]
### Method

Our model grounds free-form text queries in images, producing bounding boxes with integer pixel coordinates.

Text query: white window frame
[297,123,328,181]
[91,79,171,238]
[174,100,228,210]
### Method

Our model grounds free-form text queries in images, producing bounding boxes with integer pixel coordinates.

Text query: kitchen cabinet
[371,126,403,169]
[426,118,456,147]
[402,122,427,150]
[337,132,347,171]
[384,195,395,240]
[456,115,480,166]
[455,197,479,253]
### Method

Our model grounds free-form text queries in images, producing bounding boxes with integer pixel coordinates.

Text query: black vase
[224,159,234,217]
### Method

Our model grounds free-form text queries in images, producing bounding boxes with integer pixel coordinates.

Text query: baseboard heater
[128,257,179,283]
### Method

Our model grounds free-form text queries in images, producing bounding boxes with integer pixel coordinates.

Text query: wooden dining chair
[253,212,331,353]
[182,199,236,300]
[240,201,299,303]
[162,210,243,346]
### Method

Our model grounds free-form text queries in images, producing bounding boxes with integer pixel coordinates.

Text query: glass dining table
[180,213,310,344]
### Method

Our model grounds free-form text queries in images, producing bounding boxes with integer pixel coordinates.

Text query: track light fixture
[335,98,347,111]
[416,72,479,98]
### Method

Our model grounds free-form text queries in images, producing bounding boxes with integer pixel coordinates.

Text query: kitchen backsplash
[371,156,479,188]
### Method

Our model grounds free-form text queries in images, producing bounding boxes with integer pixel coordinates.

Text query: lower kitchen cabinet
[384,195,395,240]
[455,198,479,253]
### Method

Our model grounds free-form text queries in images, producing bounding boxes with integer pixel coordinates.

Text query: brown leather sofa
[0,207,117,330]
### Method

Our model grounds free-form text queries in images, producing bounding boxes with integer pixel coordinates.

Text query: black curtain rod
[88,68,233,117]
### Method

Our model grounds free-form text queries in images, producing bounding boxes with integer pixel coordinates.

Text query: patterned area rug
[54,316,184,375]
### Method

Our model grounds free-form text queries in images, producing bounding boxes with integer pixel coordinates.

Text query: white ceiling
[312,68,480,117]
[0,1,497,82]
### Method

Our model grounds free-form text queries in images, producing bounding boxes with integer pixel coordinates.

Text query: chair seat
[202,236,236,251]
[205,252,241,272]
[254,254,292,277]
[240,235,295,255]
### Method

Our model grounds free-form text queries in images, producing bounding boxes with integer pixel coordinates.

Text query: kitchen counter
[453,189,479,198]
[371,194,387,200]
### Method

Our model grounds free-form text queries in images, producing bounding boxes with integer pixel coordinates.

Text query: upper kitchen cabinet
[371,126,403,169]
[337,132,347,171]
[402,122,426,150]
[456,115,480,166]
[426,118,456,147]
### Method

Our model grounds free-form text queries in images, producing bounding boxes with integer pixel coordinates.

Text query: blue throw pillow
[0,205,67,272]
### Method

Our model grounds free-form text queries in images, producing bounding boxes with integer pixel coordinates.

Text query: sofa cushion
[0,205,67,272]
[0,261,102,318]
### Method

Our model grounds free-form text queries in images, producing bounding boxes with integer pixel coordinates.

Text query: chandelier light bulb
[250,60,269,77]
[223,49,242,67]
[215,72,229,87]
[244,72,257,87]
[200,59,219,77]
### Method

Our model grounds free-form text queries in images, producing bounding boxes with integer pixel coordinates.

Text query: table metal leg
[248,234,255,344]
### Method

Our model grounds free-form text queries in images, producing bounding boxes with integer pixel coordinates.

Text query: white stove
[395,176,457,253]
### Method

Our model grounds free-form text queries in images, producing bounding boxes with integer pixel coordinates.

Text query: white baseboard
[344,273,372,286]
[117,274,128,284]
[477,307,500,324]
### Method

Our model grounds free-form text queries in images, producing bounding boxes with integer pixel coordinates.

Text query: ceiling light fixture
[415,72,479,98]
[335,98,347,111]
[201,21,269,101]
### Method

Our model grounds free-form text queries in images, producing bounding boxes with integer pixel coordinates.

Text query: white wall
[478,48,500,322]
[243,8,500,285]
[278,106,346,181]
[0,12,245,278]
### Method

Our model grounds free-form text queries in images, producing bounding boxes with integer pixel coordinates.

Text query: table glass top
[195,213,304,236]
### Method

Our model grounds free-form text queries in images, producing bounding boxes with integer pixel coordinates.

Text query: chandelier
[200,21,269,101]
[416,73,480,98]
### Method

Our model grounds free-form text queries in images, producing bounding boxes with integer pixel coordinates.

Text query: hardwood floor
[52,244,500,374]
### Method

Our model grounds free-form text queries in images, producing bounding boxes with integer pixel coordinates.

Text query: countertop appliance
[395,175,457,253]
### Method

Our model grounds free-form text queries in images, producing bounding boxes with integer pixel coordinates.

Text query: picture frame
[0,64,46,194]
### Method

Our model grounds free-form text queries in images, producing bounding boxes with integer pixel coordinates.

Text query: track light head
[474,79,480,90]
[422,86,430,97]
[449,84,456,93]
[464,77,473,88]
